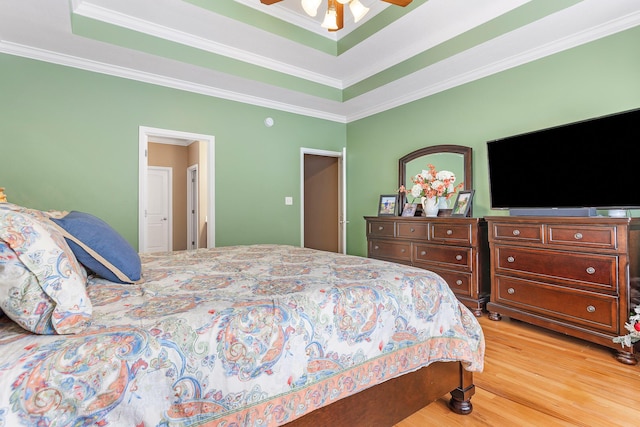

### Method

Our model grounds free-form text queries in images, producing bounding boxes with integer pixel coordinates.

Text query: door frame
[147,165,173,252]
[138,126,216,252]
[300,147,347,253]
[187,164,198,250]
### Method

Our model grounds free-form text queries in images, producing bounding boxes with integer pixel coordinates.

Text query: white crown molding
[0,41,347,122]
[72,0,524,91]
[3,1,640,124]
[345,3,640,121]
[73,0,344,89]
[338,0,530,89]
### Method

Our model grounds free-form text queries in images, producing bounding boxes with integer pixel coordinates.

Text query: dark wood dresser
[485,216,640,364]
[365,216,490,316]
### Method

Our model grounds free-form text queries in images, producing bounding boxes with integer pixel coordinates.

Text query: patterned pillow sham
[0,241,57,333]
[0,205,92,334]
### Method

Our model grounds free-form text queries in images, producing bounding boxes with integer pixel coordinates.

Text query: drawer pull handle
[507,288,515,294]
[574,232,583,240]
[401,248,406,253]
[374,245,379,250]
[455,255,463,261]
[420,251,427,256]
[410,227,415,232]
[507,256,515,263]
[512,229,520,236]
[456,280,463,286]
[586,305,596,313]
[586,267,596,274]
[446,229,453,235]
[378,226,384,231]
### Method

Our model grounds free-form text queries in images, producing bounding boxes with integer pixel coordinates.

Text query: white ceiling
[1,0,639,123]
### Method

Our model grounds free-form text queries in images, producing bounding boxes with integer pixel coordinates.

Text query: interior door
[146,166,172,253]
[303,154,340,253]
[187,165,198,250]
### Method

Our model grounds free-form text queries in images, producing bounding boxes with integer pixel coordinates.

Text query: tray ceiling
[1,0,639,122]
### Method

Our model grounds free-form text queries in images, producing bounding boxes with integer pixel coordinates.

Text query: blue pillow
[50,211,141,284]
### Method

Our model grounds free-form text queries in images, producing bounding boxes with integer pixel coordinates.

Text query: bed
[0,202,484,426]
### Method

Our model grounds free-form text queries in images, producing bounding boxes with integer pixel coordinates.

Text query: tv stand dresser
[485,216,640,364]
[365,216,490,316]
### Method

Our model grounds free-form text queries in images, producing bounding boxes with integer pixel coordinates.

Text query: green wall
[346,25,640,256]
[2,25,639,257]
[0,55,346,248]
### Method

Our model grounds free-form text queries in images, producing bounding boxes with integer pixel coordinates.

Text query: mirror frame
[398,144,472,212]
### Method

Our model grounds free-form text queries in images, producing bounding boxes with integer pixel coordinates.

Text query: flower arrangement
[613,306,640,348]
[403,164,464,202]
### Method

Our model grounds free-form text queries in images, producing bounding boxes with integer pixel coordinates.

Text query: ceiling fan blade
[260,0,284,4]
[382,0,413,6]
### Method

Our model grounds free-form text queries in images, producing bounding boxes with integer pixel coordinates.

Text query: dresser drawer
[414,243,471,269]
[368,221,395,238]
[493,276,618,333]
[547,225,618,250]
[430,223,472,245]
[397,222,428,239]
[425,266,472,297]
[494,246,617,292]
[491,222,543,243]
[368,239,411,261]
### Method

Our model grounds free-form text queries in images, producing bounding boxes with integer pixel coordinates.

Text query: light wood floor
[395,315,640,427]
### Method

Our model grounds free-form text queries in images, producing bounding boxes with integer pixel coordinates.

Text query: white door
[146,166,172,253]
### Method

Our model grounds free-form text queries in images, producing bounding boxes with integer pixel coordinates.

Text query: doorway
[300,148,346,254]
[138,126,215,253]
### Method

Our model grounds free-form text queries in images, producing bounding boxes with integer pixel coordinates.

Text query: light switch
[285,196,293,205]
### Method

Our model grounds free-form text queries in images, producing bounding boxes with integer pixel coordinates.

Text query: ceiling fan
[260,0,413,32]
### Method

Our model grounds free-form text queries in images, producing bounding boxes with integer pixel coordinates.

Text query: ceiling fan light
[349,0,369,22]
[321,8,339,30]
[301,0,322,17]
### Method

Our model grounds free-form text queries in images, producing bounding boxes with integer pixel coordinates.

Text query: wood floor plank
[395,316,640,426]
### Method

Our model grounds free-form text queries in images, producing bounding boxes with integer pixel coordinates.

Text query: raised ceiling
[1,0,639,122]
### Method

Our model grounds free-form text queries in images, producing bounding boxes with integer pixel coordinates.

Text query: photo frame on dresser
[397,193,408,216]
[452,190,474,217]
[378,194,398,216]
[401,203,417,217]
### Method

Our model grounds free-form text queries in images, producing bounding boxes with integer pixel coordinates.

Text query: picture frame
[397,193,407,216]
[401,203,417,217]
[451,190,474,217]
[378,194,398,216]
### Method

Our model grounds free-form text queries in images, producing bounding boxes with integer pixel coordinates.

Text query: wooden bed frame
[289,361,474,426]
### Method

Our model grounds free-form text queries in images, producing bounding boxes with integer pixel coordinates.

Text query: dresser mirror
[398,145,472,213]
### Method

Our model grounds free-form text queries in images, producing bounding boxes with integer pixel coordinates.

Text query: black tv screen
[487,108,640,210]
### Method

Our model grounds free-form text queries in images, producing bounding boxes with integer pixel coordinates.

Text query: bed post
[448,366,475,414]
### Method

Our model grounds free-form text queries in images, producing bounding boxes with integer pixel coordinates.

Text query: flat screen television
[487,107,640,216]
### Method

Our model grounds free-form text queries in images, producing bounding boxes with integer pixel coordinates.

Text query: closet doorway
[301,148,346,254]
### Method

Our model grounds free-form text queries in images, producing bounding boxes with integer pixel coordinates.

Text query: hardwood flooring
[395,315,640,427]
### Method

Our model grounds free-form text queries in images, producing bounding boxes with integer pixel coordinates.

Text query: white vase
[422,196,439,217]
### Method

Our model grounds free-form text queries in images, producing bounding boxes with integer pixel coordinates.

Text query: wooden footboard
[287,361,474,426]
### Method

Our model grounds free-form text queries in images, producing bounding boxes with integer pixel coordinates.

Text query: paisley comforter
[0,244,484,426]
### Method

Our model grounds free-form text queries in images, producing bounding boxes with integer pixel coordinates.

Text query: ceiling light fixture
[321,0,341,31]
[301,0,322,16]
[260,0,413,32]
